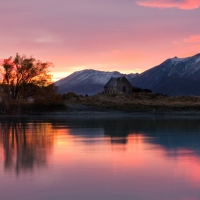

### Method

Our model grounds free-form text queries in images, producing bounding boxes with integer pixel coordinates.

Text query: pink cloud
[136,0,200,10]
[172,41,182,45]
[184,34,200,43]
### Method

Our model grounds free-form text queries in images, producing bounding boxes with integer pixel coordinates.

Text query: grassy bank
[63,92,200,113]
[2,92,200,115]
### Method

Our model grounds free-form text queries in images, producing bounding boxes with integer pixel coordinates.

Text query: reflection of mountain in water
[106,117,200,156]
[1,115,200,169]
[0,117,55,174]
[48,116,200,155]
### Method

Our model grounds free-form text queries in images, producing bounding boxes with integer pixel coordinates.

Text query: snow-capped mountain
[55,53,200,96]
[55,69,137,95]
[131,53,200,96]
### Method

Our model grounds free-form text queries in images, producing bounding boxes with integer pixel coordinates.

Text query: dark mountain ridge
[55,53,200,96]
[131,53,200,96]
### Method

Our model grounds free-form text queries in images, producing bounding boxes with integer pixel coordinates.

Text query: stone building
[104,76,133,95]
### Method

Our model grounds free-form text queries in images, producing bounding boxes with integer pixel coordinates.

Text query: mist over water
[0,115,200,200]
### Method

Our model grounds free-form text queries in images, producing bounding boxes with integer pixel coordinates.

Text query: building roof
[104,77,123,88]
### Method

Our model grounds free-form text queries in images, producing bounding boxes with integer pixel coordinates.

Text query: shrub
[62,92,79,100]
[132,87,142,93]
[142,88,152,93]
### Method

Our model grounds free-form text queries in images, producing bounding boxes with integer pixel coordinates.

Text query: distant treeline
[132,87,152,93]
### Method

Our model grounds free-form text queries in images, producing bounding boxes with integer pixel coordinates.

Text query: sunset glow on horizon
[1,0,200,81]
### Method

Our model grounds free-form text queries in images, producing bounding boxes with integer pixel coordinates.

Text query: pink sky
[0,0,200,81]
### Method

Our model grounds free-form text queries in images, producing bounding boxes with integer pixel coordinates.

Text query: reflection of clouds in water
[1,116,200,173]
[0,120,56,174]
[0,116,200,200]
[51,116,200,155]
[51,116,200,148]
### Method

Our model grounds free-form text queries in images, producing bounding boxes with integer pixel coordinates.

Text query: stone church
[104,76,133,95]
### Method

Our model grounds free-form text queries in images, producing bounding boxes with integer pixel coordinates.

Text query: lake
[0,115,200,200]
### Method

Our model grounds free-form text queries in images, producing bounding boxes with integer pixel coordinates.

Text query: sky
[1,0,200,81]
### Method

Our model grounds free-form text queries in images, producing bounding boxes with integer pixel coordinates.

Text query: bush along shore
[0,99,67,115]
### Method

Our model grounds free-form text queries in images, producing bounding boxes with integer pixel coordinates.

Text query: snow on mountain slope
[131,53,200,96]
[55,53,200,96]
[55,69,137,95]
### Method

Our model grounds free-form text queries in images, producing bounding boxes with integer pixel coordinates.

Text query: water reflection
[0,116,200,166]
[0,118,55,174]
[0,116,200,200]
[58,116,200,155]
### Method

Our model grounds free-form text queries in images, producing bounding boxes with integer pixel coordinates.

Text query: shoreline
[1,103,200,116]
[8,109,200,116]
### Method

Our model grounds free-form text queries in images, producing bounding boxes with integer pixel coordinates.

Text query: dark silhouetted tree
[0,53,54,101]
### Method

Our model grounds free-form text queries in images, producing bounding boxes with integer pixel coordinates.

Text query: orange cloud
[136,0,200,10]
[184,34,200,43]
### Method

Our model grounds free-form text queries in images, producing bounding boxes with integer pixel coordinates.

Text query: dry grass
[63,92,200,112]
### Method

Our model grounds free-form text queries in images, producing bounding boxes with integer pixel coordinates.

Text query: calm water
[0,115,200,200]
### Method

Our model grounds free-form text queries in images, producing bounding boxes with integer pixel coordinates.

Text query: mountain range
[55,69,137,95]
[131,53,200,96]
[55,53,200,96]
